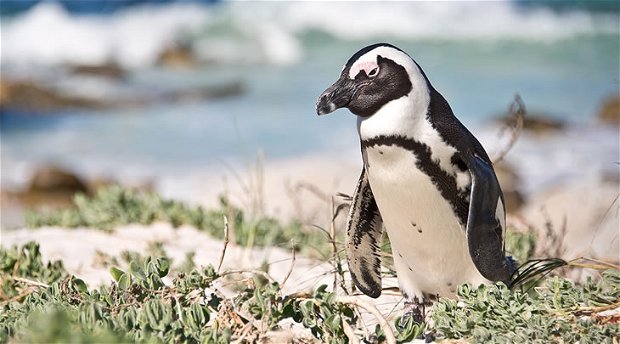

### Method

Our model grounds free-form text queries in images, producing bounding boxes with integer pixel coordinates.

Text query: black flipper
[464,154,511,284]
[346,167,384,298]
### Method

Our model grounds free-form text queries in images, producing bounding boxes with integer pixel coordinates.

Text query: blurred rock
[0,77,244,113]
[156,43,198,69]
[494,162,525,213]
[596,95,620,126]
[521,116,565,134]
[0,79,105,112]
[1,166,157,228]
[496,112,565,136]
[28,165,89,195]
[3,166,91,210]
[158,81,244,102]
[25,167,157,198]
[67,62,126,80]
[521,177,619,263]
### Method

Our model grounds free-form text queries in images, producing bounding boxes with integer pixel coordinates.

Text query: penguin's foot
[399,297,426,327]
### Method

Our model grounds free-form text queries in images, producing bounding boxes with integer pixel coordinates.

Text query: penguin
[316,43,514,322]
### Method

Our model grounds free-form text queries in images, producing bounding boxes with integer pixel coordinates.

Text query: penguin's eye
[368,67,379,77]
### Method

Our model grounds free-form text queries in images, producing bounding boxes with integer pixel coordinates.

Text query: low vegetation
[25,186,332,258]
[4,187,618,343]
[0,242,421,343]
[432,272,619,343]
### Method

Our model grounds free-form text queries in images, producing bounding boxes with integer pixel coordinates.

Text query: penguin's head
[316,43,430,118]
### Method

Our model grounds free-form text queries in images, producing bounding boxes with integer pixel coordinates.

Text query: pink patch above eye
[349,61,378,79]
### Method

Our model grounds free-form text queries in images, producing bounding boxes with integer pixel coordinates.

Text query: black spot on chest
[411,222,422,233]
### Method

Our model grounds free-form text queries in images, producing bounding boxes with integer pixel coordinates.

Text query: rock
[0,79,105,112]
[156,43,198,69]
[2,166,89,227]
[158,81,244,102]
[596,95,620,126]
[496,113,565,136]
[2,167,157,226]
[67,62,126,80]
[0,77,244,113]
[521,116,565,134]
[3,166,91,211]
[28,165,89,195]
[494,162,525,213]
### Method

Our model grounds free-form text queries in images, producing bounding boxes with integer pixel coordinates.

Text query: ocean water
[1,1,618,194]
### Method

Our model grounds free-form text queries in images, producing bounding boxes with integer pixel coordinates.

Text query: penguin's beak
[316,75,357,116]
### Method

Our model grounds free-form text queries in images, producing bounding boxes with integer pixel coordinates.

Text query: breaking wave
[1,1,617,68]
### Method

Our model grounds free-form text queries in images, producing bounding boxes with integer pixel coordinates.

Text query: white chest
[365,143,465,250]
[363,141,484,297]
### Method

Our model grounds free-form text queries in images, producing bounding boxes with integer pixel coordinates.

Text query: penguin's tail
[507,258,568,290]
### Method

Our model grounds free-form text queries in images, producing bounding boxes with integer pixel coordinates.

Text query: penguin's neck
[357,85,456,142]
[358,85,433,141]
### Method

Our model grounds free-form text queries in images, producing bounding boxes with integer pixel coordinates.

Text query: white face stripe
[351,46,419,76]
[348,46,422,83]
[349,60,378,79]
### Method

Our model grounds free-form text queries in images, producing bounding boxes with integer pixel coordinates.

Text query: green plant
[3,239,619,344]
[0,242,405,343]
[25,186,333,257]
[431,271,620,343]
[0,241,66,300]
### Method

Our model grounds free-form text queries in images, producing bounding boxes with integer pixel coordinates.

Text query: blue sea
[1,1,618,195]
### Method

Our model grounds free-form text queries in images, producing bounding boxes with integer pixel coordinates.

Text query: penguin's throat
[357,87,430,140]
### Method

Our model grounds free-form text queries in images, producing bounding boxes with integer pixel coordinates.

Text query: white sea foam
[280,1,618,41]
[1,2,210,68]
[1,1,617,69]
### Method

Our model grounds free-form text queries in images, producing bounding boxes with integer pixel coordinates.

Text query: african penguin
[316,43,514,322]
